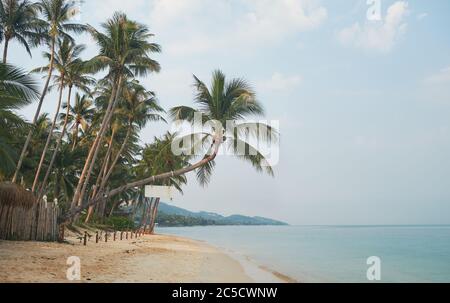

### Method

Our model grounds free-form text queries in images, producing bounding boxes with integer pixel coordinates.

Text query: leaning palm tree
[31,37,85,192]
[0,0,43,63]
[12,0,86,183]
[63,70,278,223]
[0,63,39,177]
[70,12,161,210]
[84,81,165,222]
[94,81,165,199]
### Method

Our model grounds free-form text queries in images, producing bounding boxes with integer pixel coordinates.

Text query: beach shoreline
[0,233,292,283]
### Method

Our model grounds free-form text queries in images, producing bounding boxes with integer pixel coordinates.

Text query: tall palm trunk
[70,74,122,210]
[37,85,73,199]
[2,37,10,64]
[149,198,160,234]
[139,198,150,228]
[141,198,155,234]
[108,200,120,217]
[95,123,133,200]
[84,128,116,223]
[72,75,124,210]
[32,74,65,192]
[12,38,56,183]
[71,120,80,151]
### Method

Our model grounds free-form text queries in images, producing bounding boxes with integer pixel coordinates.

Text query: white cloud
[149,0,327,56]
[417,13,428,21]
[258,72,302,92]
[82,0,327,56]
[425,67,450,85]
[85,0,148,20]
[337,1,409,53]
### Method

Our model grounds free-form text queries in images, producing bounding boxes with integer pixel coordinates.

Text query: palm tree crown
[170,70,277,185]
[0,63,39,176]
[0,0,43,63]
[87,12,161,79]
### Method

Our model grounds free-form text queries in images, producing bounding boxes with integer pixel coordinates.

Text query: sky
[7,0,450,225]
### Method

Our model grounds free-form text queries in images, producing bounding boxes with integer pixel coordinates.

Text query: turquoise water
[159,225,450,283]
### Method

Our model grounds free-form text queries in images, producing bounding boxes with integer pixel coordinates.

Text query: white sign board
[145,186,175,200]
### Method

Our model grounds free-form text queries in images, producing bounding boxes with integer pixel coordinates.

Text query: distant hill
[157,202,288,227]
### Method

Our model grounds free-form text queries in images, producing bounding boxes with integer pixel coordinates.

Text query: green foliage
[0,63,39,178]
[102,216,135,231]
[1,7,277,227]
[156,212,216,227]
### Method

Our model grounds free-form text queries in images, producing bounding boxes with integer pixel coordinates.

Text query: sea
[159,225,450,283]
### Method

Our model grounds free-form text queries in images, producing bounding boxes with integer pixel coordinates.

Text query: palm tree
[135,133,189,233]
[71,12,161,210]
[31,37,85,192]
[63,70,278,223]
[12,0,86,183]
[0,0,43,63]
[48,142,82,209]
[37,63,94,200]
[94,81,165,199]
[0,63,39,178]
[62,93,94,150]
[84,81,165,222]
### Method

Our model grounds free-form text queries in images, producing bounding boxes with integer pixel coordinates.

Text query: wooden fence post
[105,232,108,243]
[83,232,87,246]
[113,231,116,241]
[96,231,99,243]
[120,231,123,241]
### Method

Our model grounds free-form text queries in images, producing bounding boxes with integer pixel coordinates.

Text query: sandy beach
[0,232,287,283]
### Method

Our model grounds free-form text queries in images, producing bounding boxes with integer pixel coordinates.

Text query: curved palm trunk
[32,74,65,192]
[84,128,116,223]
[12,38,56,183]
[37,85,73,199]
[2,37,10,64]
[95,123,133,200]
[62,139,221,224]
[70,75,123,210]
[139,198,151,228]
[76,76,125,208]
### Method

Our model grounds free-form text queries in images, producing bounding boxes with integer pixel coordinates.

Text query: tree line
[0,0,277,229]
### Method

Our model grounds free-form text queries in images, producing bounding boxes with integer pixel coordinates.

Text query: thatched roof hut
[0,183,37,209]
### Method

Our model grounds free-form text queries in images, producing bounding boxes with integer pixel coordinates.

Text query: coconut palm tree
[0,63,39,178]
[94,81,165,199]
[135,133,189,233]
[63,70,278,224]
[30,37,85,192]
[0,0,43,63]
[37,65,95,199]
[48,142,82,208]
[71,12,161,210]
[84,81,165,222]
[12,0,86,183]
[62,93,94,150]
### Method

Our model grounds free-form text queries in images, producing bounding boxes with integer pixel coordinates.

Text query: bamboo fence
[0,196,60,241]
